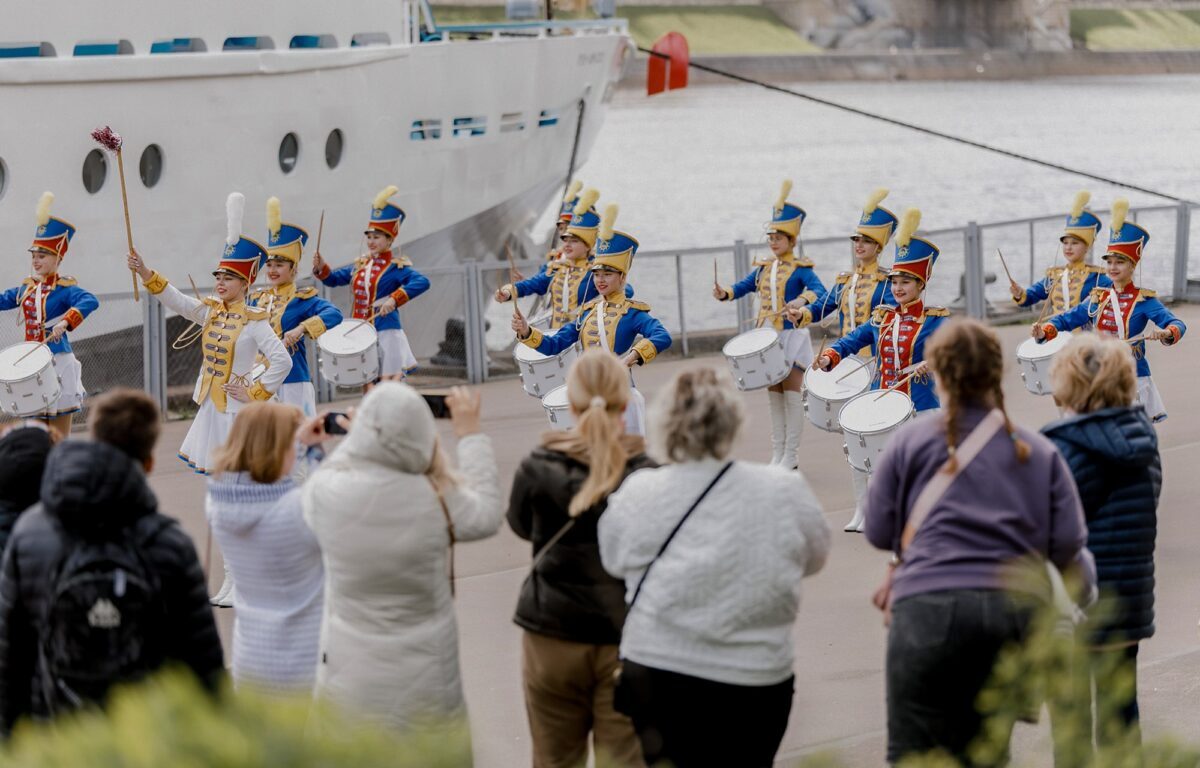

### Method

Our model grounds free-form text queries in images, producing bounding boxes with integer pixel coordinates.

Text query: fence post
[463,263,486,384]
[733,240,753,333]
[1173,203,1190,301]
[674,253,689,357]
[964,221,986,320]
[142,292,167,415]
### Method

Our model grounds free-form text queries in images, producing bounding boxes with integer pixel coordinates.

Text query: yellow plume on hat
[775,180,793,213]
[863,187,889,213]
[1070,191,1090,219]
[563,179,583,204]
[896,208,922,248]
[373,185,399,210]
[1110,197,1129,234]
[267,197,282,238]
[574,187,600,216]
[599,204,619,242]
[35,192,54,227]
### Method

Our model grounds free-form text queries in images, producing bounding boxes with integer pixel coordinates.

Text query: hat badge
[36,225,47,236]
[898,246,909,258]
[860,213,870,224]
[598,240,610,253]
[223,243,234,257]
[372,207,383,217]
[270,232,280,244]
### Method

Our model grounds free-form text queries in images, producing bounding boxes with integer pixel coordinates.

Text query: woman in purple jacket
[863,318,1094,766]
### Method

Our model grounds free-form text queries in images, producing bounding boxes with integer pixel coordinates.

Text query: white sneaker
[210,576,235,608]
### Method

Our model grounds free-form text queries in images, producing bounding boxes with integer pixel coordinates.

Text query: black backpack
[38,517,172,713]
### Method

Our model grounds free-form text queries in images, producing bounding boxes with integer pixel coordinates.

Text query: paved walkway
[146,306,1200,767]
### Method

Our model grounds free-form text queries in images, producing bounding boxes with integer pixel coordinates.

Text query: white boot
[782,391,806,470]
[767,391,787,465]
[210,561,236,608]
[844,467,870,533]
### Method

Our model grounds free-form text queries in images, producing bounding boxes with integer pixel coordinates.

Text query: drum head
[319,321,377,354]
[0,342,53,379]
[1017,333,1071,362]
[805,358,872,400]
[722,327,779,357]
[839,390,913,434]
[513,342,550,362]
[542,385,571,409]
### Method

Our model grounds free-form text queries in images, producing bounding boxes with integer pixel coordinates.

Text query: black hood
[40,441,158,535]
[0,426,54,513]
[1042,406,1158,467]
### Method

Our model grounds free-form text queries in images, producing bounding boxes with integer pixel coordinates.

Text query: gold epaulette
[56,275,79,287]
[794,256,815,268]
[294,286,318,299]
[1088,287,1108,302]
[395,255,413,268]
[871,305,896,323]
[245,305,270,321]
[751,259,773,268]
[626,299,651,312]
[353,256,370,270]
[925,306,950,317]
[579,296,602,313]
[1139,288,1157,299]
[834,271,852,285]
[248,288,270,303]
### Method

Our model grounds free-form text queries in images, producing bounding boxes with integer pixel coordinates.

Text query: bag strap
[627,462,733,615]
[429,478,457,597]
[899,409,1006,554]
[530,519,576,574]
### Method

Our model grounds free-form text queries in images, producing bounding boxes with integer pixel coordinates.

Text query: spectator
[303,383,503,735]
[508,350,652,768]
[0,389,224,735]
[0,422,58,555]
[1043,332,1159,748]
[206,402,341,693]
[863,318,1093,765]
[598,367,830,768]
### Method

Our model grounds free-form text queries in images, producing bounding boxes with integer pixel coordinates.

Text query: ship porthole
[140,144,164,188]
[278,133,300,174]
[0,158,7,200]
[325,129,344,169]
[82,149,107,194]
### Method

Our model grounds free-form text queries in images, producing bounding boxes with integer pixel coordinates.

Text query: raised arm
[824,323,878,368]
[717,268,760,302]
[393,266,430,306]
[1013,276,1049,308]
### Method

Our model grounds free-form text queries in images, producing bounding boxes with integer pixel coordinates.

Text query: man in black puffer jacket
[1042,334,1162,748]
[0,424,55,556]
[0,390,224,736]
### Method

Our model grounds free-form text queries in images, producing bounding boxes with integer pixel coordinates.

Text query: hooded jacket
[303,382,503,732]
[507,438,655,645]
[0,441,224,733]
[1042,406,1160,644]
[0,426,54,556]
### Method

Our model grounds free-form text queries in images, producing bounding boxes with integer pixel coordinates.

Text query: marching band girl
[127,193,292,475]
[814,209,949,531]
[512,204,671,435]
[249,197,343,417]
[311,185,430,383]
[1011,191,1109,314]
[1032,199,1185,422]
[0,193,98,437]
[713,181,825,468]
[543,179,584,274]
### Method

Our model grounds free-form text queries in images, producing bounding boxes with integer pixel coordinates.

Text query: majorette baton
[90,126,139,302]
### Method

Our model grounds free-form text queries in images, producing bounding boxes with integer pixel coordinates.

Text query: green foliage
[1,671,472,767]
[1071,9,1200,51]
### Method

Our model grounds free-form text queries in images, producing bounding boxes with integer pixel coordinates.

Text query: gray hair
[647,366,744,463]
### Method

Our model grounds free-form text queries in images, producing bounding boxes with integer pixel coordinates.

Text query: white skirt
[378,328,418,377]
[276,381,317,418]
[178,400,235,475]
[50,352,85,416]
[1136,376,1167,423]
[624,385,646,436]
[780,327,814,369]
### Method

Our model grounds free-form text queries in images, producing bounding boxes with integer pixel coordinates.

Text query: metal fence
[6,202,1194,428]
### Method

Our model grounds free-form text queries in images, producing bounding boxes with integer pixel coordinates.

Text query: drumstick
[506,243,522,284]
[834,355,872,383]
[874,365,925,401]
[713,257,718,287]
[314,210,325,257]
[347,311,379,335]
[996,248,1017,287]
[14,342,47,365]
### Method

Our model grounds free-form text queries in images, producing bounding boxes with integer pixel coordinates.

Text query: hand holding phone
[323,411,350,435]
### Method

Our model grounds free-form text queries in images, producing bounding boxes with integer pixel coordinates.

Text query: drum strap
[846,273,860,331]
[34,282,45,341]
[889,312,902,375]
[596,301,611,352]
[769,259,780,314]
[1105,287,1126,339]
[1060,270,1071,310]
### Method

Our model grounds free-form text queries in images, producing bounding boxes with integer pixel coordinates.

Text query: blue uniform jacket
[522,297,671,364]
[725,257,825,331]
[1046,288,1185,377]
[318,257,429,332]
[249,285,343,384]
[808,268,892,356]
[828,306,949,412]
[0,277,99,355]
[1016,264,1110,311]
[512,269,634,303]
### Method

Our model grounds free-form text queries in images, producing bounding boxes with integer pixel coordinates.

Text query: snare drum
[514,342,579,398]
[318,321,380,387]
[839,389,914,473]
[1016,335,1071,396]
[0,342,61,417]
[722,328,791,391]
[541,385,574,430]
[803,356,875,432]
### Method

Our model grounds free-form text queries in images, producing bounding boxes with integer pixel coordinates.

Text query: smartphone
[323,412,349,435]
[422,393,451,419]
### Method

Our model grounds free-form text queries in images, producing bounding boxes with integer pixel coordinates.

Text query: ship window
[0,158,7,201]
[224,36,274,51]
[150,38,206,54]
[410,120,442,140]
[73,40,134,56]
[325,130,344,169]
[351,32,391,47]
[0,42,55,58]
[140,145,164,188]
[290,34,337,49]
[279,133,300,174]
[452,117,486,137]
[538,109,559,127]
[500,112,525,133]
[82,150,107,194]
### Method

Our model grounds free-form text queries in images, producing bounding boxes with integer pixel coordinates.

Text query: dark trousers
[1085,643,1141,747]
[886,590,1033,767]
[616,660,793,768]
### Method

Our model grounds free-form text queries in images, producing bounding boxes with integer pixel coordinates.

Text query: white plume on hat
[226,192,245,247]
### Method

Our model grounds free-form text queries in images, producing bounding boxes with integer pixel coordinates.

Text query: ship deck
[147,304,1200,766]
